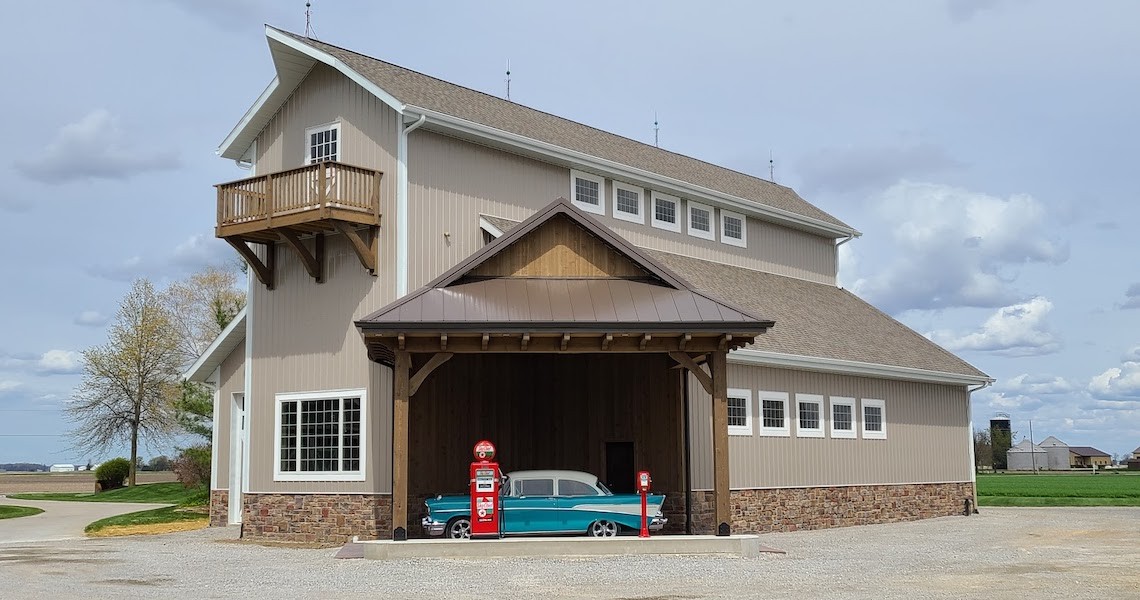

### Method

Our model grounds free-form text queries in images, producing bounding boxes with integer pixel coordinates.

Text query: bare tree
[67,279,181,486]
[164,265,246,361]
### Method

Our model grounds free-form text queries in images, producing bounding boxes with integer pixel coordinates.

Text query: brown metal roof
[1067,446,1110,458]
[357,198,773,335]
[273,28,852,233]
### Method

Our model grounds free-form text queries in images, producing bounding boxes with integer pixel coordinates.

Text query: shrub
[95,457,131,491]
[173,445,211,488]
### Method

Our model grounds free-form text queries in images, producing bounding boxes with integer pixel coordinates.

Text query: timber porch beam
[370,334,753,354]
[278,230,324,283]
[409,352,453,396]
[392,350,411,541]
[710,350,730,536]
[333,222,378,274]
[668,352,713,395]
[225,237,274,290]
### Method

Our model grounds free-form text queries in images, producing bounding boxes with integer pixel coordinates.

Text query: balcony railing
[216,161,382,239]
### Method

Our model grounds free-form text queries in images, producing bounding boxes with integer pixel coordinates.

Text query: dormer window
[306,123,340,164]
[651,191,681,233]
[721,210,746,248]
[612,182,644,224]
[688,201,714,241]
[570,170,605,215]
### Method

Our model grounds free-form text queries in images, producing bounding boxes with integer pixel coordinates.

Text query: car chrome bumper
[649,516,667,531]
[422,516,445,536]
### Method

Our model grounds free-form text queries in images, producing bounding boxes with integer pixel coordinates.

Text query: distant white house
[49,464,76,472]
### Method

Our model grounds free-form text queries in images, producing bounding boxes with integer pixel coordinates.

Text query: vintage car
[422,469,667,538]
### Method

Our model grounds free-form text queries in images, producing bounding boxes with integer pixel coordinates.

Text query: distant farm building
[1006,441,1048,471]
[48,464,76,472]
[1006,437,1111,470]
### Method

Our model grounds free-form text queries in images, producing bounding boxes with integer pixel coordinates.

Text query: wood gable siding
[467,216,651,279]
[687,364,973,490]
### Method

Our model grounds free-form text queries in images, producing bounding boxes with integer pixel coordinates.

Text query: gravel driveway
[0,507,1137,599]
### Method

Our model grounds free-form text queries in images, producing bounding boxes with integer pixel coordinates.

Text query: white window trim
[611,181,645,224]
[651,191,682,233]
[727,388,753,436]
[687,200,715,241]
[758,390,790,437]
[570,169,606,215]
[861,398,887,440]
[721,209,747,248]
[830,396,857,439]
[304,121,342,165]
[273,388,367,482]
[794,393,825,438]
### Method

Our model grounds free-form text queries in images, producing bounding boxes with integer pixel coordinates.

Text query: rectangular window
[612,182,644,224]
[275,389,366,481]
[862,399,886,439]
[721,210,746,247]
[727,388,753,436]
[758,391,790,437]
[305,123,340,164]
[830,396,857,439]
[570,170,605,215]
[651,191,682,232]
[688,201,715,240]
[795,393,825,438]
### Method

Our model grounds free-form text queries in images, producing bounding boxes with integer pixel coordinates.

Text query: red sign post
[636,470,652,538]
[469,440,501,539]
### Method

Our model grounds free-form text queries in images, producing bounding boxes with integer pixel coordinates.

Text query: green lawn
[84,505,207,534]
[9,482,207,507]
[977,472,1140,506]
[0,505,44,519]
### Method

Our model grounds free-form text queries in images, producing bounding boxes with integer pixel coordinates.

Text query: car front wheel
[587,519,619,537]
[446,517,471,539]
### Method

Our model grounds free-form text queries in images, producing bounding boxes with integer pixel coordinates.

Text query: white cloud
[0,380,21,393]
[36,350,83,375]
[74,310,109,327]
[1000,373,1078,396]
[88,232,238,283]
[797,142,964,194]
[172,234,239,270]
[1089,348,1140,400]
[946,0,1010,23]
[850,182,1068,314]
[87,255,145,282]
[930,297,1061,356]
[1120,283,1140,310]
[14,110,179,183]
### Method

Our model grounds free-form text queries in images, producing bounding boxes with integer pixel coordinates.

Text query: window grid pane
[799,402,820,430]
[342,397,361,471]
[655,199,676,223]
[723,215,742,239]
[280,401,297,472]
[864,406,883,432]
[762,399,784,428]
[833,405,853,430]
[727,397,748,428]
[300,398,340,472]
[616,188,639,214]
[309,127,338,163]
[691,207,710,232]
[575,177,599,206]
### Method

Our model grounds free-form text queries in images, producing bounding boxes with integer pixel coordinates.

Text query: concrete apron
[359,535,774,560]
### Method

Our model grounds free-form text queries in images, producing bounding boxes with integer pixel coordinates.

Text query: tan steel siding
[408,130,836,287]
[212,345,245,489]
[688,364,972,490]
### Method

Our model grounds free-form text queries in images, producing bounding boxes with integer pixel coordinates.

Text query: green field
[977,472,1140,506]
[0,505,44,519]
[9,482,207,506]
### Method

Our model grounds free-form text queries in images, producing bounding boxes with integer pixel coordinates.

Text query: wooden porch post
[392,350,411,540]
[710,349,731,536]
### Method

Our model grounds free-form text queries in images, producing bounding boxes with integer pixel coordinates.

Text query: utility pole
[1029,419,1037,474]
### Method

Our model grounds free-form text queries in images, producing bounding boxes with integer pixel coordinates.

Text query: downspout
[835,232,856,247]
[397,113,427,298]
[683,371,693,535]
[965,380,992,514]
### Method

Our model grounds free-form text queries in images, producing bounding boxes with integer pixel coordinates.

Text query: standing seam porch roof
[260,28,852,233]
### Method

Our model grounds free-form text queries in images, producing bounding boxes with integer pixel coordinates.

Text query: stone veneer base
[241,493,392,546]
[687,481,975,535]
[208,489,229,527]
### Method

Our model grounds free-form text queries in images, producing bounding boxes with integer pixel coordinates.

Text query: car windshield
[596,480,613,496]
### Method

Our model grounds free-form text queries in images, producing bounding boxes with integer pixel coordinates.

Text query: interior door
[605,441,635,494]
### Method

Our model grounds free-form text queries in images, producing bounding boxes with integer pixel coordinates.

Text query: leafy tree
[147,455,172,472]
[973,429,992,470]
[67,280,181,487]
[175,379,214,442]
[991,426,1014,470]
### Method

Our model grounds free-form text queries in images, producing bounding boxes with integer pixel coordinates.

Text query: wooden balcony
[215,161,383,289]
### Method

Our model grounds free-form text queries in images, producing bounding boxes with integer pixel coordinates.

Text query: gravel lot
[1,507,1137,599]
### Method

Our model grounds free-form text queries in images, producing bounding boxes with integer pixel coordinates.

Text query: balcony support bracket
[225,237,275,290]
[334,222,378,275]
[280,230,324,283]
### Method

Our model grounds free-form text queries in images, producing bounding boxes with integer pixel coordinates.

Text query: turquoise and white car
[422,470,667,538]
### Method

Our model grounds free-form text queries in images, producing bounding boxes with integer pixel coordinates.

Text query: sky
[0,0,1137,465]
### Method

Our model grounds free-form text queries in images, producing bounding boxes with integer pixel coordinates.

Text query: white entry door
[229,393,246,524]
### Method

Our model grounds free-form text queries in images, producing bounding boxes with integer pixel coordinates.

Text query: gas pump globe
[469,440,502,539]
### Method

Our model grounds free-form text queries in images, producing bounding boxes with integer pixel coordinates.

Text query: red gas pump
[636,470,652,538]
[469,440,501,539]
